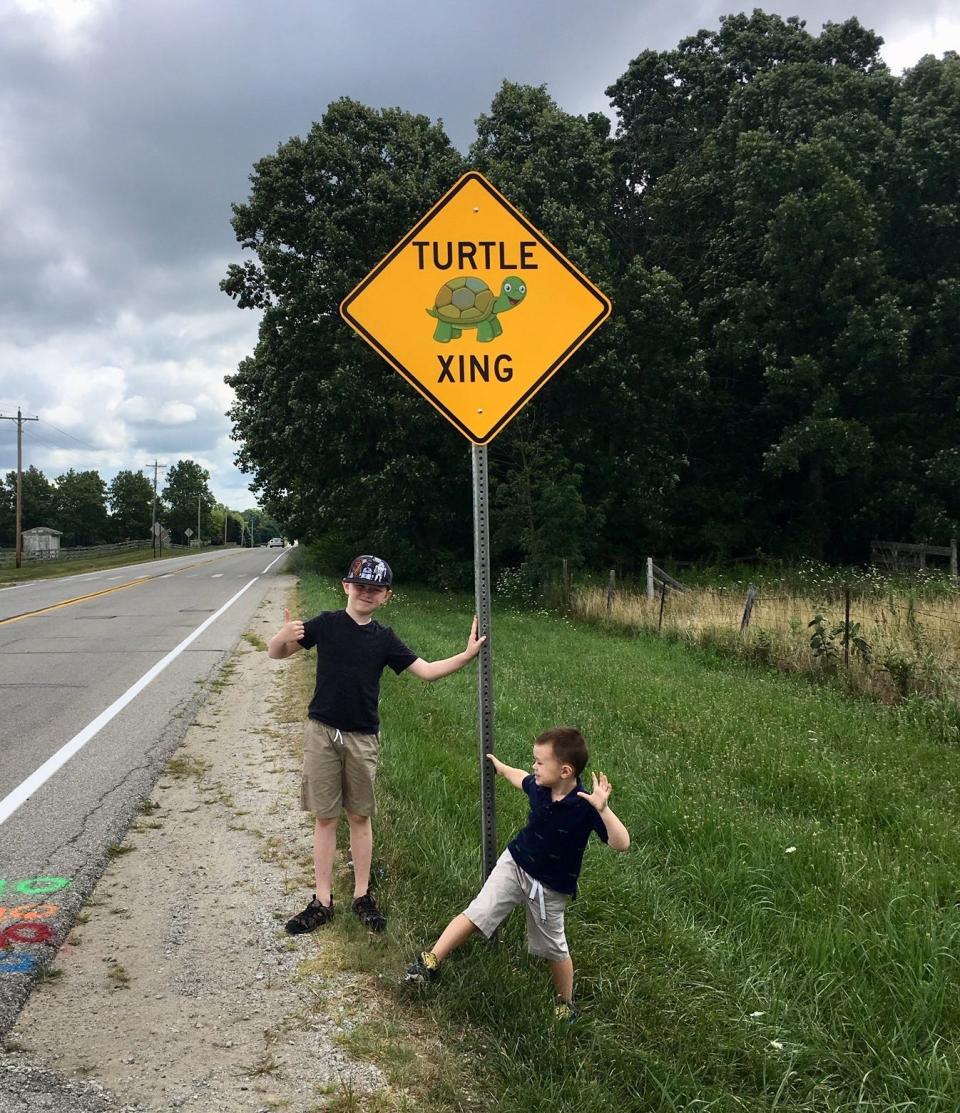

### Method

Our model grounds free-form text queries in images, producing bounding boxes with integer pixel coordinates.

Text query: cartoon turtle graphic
[426,275,527,343]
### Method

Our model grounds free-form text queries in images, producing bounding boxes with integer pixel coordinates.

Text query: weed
[106,962,129,988]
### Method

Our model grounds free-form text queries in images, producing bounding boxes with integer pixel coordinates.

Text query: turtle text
[412,241,538,271]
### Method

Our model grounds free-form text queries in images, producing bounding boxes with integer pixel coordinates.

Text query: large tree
[606,12,946,560]
[55,469,110,547]
[6,466,56,534]
[162,460,216,545]
[108,469,155,541]
[470,82,705,570]
[222,98,469,580]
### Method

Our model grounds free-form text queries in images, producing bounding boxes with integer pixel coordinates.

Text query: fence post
[739,584,758,634]
[606,568,615,613]
[952,538,958,581]
[843,586,851,669]
[657,582,667,633]
[646,557,654,601]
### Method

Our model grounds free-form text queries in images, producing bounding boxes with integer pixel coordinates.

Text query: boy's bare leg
[549,957,574,1002]
[313,817,338,905]
[432,913,478,960]
[346,812,373,899]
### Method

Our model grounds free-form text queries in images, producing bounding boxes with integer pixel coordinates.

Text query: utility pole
[197,491,201,547]
[145,460,167,558]
[223,505,228,546]
[0,408,39,568]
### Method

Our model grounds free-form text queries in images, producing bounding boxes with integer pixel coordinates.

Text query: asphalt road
[0,545,293,1032]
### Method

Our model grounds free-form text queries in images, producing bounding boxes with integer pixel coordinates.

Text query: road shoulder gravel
[1,575,463,1112]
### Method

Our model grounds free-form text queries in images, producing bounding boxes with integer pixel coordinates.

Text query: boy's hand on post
[485,752,503,775]
[464,615,486,660]
[577,772,612,813]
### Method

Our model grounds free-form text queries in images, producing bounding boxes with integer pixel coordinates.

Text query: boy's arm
[578,773,631,852]
[485,753,528,790]
[267,608,305,660]
[405,616,486,682]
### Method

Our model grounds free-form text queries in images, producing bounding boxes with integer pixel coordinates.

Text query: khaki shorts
[300,718,379,818]
[464,849,570,961]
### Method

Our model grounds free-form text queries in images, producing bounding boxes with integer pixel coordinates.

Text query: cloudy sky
[0,0,956,510]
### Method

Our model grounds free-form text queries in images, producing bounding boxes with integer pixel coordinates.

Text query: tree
[162,460,216,544]
[222,97,470,580]
[0,475,13,546]
[6,466,56,535]
[108,469,155,541]
[55,469,110,547]
[607,13,921,561]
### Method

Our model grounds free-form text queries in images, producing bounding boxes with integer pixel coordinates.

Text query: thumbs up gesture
[280,606,304,645]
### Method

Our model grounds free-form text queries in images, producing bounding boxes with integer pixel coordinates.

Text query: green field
[298,573,959,1112]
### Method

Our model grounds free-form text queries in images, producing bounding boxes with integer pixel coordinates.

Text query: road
[0,545,293,1032]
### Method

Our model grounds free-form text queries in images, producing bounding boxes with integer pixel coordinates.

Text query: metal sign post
[472,444,497,878]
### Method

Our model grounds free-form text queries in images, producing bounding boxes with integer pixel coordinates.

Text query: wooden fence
[0,539,190,568]
[871,539,958,578]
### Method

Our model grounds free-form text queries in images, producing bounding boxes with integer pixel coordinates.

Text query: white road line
[160,574,174,578]
[0,576,261,826]
[211,573,223,578]
[108,576,122,580]
[262,551,289,574]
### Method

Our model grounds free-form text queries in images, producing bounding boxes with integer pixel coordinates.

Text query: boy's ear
[560,761,576,779]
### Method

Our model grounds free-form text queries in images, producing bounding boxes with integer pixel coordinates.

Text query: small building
[22,526,62,558]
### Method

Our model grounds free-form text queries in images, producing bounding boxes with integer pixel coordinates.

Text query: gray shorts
[463,849,570,961]
[300,718,379,818]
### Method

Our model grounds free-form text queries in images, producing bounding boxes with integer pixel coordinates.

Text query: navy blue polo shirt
[507,774,609,897]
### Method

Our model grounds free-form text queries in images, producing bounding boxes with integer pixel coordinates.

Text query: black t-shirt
[298,610,418,733]
[507,774,609,896]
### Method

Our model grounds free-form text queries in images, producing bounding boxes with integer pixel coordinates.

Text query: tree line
[222,11,960,585]
[0,459,281,548]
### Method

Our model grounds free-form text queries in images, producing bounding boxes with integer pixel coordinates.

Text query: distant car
[267,537,284,548]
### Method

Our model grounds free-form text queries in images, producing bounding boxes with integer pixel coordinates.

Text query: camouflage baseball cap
[343,554,393,587]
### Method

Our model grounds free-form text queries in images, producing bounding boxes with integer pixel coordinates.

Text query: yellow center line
[0,559,230,627]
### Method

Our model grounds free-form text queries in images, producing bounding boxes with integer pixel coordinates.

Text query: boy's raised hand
[464,615,487,659]
[577,771,612,813]
[280,607,305,644]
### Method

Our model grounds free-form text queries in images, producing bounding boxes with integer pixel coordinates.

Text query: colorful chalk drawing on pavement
[0,877,70,973]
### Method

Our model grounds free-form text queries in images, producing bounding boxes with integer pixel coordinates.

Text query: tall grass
[573,578,960,714]
[297,574,960,1112]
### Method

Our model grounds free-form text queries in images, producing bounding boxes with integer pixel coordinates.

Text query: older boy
[268,554,484,935]
[405,726,630,1020]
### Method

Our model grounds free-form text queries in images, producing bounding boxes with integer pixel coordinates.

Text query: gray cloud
[1,0,956,509]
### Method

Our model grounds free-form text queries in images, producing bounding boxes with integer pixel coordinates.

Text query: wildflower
[770,1039,784,1050]
[750,1011,765,1018]
[785,846,797,854]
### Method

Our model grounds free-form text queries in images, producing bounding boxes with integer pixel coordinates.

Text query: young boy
[268,554,485,935]
[405,726,630,1020]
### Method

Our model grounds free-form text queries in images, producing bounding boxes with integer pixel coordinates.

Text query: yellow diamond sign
[339,172,612,444]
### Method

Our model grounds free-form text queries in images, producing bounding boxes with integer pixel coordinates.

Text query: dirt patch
[2,576,450,1112]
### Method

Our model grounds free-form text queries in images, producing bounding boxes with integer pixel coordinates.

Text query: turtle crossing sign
[339,172,612,444]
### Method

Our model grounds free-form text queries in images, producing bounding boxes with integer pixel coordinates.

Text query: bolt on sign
[339,172,612,444]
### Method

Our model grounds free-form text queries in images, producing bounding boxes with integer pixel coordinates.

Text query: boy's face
[342,581,391,615]
[532,742,574,787]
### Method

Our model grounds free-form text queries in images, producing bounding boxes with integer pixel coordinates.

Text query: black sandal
[284,895,333,934]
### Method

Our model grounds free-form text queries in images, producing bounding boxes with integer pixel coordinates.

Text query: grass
[573,576,960,712]
[293,573,960,1112]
